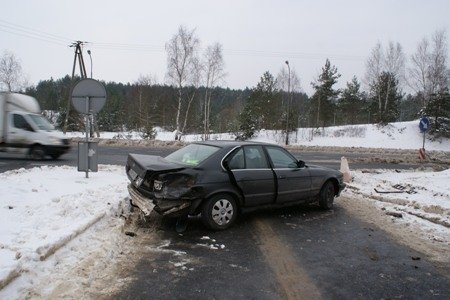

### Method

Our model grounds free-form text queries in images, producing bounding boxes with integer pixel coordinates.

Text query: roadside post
[71,79,107,178]
[418,116,429,160]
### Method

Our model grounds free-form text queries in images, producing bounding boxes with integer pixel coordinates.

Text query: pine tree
[310,59,341,127]
[238,71,281,139]
[423,89,450,138]
[338,76,366,124]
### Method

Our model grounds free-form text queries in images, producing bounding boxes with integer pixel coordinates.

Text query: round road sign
[71,79,107,114]
[419,117,430,133]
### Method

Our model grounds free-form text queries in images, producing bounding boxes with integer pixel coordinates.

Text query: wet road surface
[114,203,449,299]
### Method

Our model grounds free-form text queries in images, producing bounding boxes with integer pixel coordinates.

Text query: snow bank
[258,121,450,151]
[346,169,450,228]
[0,165,128,289]
[66,120,450,151]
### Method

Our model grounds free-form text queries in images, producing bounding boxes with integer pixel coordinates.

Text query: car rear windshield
[165,143,220,167]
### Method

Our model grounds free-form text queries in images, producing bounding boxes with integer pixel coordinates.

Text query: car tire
[29,145,45,160]
[201,194,237,230]
[319,181,335,210]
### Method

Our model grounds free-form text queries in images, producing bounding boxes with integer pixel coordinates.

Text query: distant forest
[25,73,429,137]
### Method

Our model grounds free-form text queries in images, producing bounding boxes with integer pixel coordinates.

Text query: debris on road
[374,188,404,194]
[386,211,403,218]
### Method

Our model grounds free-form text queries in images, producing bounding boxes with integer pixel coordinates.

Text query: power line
[0,19,72,46]
[0,18,364,62]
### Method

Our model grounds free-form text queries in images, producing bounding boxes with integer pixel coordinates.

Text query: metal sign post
[71,79,107,177]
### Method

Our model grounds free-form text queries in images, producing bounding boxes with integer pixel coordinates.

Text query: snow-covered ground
[0,165,130,297]
[1,119,449,297]
[346,169,450,231]
[67,120,450,151]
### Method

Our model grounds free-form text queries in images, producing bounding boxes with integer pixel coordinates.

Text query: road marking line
[253,219,322,300]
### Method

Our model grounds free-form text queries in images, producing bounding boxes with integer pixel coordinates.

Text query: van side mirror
[297,160,305,168]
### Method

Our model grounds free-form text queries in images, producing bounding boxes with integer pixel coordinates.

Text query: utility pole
[285,60,290,145]
[63,41,88,134]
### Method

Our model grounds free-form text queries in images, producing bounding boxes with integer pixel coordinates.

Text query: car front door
[265,146,311,203]
[226,146,276,207]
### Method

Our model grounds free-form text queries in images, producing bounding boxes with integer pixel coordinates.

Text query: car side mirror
[297,160,305,168]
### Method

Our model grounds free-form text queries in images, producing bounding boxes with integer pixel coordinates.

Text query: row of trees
[1,28,449,140]
[302,30,449,137]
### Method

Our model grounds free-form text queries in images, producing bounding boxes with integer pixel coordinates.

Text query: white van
[0,92,70,159]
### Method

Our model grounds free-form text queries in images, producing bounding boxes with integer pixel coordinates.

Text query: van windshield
[28,114,55,131]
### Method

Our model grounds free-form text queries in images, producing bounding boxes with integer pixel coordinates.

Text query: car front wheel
[201,194,237,230]
[319,181,335,210]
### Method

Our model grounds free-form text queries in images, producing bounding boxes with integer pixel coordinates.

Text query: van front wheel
[29,146,46,160]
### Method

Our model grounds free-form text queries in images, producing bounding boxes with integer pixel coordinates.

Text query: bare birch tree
[277,67,301,93]
[365,41,405,122]
[0,50,26,92]
[181,57,202,136]
[408,38,431,105]
[135,74,156,133]
[165,25,200,140]
[408,30,448,107]
[202,43,225,140]
[429,30,448,94]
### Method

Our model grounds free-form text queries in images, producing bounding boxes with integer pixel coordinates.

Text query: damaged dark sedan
[126,141,345,230]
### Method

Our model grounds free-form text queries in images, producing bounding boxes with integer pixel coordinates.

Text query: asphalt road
[2,144,448,298]
[113,203,449,299]
[0,144,422,173]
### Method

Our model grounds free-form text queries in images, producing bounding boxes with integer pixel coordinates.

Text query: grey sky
[1,0,449,95]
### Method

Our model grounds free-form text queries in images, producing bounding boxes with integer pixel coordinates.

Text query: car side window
[244,146,269,169]
[227,148,245,169]
[13,114,32,131]
[266,147,299,168]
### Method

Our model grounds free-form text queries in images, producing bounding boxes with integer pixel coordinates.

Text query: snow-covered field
[67,120,450,151]
[1,119,449,298]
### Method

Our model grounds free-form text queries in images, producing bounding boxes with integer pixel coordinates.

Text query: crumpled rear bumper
[127,184,193,217]
[127,184,155,216]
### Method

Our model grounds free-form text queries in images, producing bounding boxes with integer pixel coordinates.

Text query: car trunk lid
[126,153,185,179]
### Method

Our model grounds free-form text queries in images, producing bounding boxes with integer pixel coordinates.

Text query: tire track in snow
[253,219,322,299]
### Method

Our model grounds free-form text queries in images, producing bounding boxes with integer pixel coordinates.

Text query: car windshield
[165,144,219,167]
[28,114,55,131]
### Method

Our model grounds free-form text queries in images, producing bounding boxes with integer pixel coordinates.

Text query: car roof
[193,140,277,149]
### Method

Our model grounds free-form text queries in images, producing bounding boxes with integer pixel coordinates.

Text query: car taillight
[135,177,144,187]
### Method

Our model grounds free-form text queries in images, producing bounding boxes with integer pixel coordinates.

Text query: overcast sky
[1,0,449,95]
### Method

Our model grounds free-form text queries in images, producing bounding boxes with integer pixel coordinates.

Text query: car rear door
[226,146,276,207]
[265,146,312,203]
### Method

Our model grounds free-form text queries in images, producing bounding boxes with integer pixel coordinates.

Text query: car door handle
[278,175,286,179]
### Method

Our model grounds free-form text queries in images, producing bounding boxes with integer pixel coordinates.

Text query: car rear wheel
[319,181,335,210]
[201,194,237,230]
